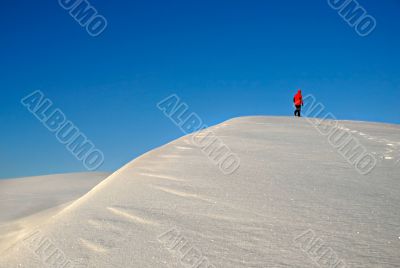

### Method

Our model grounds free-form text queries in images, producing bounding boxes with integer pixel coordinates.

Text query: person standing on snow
[293,89,304,117]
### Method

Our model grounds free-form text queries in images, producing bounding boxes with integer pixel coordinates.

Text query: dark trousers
[294,105,301,117]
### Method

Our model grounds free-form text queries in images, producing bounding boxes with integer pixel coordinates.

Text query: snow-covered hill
[1,117,399,267]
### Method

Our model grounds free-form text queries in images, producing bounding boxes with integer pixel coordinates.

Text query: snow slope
[1,117,399,267]
[0,172,109,254]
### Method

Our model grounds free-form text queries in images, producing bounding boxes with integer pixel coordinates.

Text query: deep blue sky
[0,0,399,178]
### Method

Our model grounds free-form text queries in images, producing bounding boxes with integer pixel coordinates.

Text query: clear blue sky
[0,0,399,178]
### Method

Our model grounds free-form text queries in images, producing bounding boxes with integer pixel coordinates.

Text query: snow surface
[0,117,399,267]
[0,172,109,254]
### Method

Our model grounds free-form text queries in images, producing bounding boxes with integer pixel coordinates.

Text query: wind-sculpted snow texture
[1,117,399,267]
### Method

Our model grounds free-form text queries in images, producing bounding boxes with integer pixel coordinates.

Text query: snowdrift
[1,117,399,267]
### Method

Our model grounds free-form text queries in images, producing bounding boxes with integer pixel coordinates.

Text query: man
[293,89,304,117]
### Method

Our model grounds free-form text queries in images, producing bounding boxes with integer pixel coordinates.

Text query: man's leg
[295,106,300,117]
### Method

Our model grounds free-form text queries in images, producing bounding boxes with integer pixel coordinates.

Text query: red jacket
[293,90,303,106]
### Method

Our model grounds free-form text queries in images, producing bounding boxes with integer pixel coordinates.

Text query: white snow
[0,117,399,267]
[0,172,109,253]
